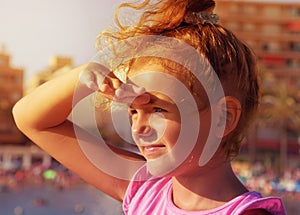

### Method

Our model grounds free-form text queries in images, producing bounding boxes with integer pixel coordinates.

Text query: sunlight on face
[127,65,200,176]
[130,92,180,159]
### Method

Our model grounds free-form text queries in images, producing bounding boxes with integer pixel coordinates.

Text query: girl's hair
[96,0,260,159]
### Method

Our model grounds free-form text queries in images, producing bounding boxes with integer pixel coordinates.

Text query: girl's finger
[115,83,147,103]
[79,70,98,91]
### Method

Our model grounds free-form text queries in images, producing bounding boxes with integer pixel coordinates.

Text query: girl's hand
[79,62,150,104]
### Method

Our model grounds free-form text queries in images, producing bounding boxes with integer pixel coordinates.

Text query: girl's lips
[142,144,166,158]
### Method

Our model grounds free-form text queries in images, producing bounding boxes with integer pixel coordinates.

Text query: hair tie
[184,11,219,25]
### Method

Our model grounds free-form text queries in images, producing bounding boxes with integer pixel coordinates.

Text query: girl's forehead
[125,59,209,112]
[127,69,194,106]
[130,92,176,109]
[148,92,175,104]
[128,60,188,83]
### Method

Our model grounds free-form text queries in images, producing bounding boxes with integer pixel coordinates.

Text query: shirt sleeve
[239,196,287,215]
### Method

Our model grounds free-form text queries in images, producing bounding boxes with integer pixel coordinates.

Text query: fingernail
[134,93,150,104]
[132,86,146,94]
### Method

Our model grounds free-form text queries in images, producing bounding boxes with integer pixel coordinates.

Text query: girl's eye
[129,109,137,116]
[154,107,166,113]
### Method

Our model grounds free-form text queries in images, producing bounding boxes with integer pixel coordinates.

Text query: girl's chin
[144,153,181,177]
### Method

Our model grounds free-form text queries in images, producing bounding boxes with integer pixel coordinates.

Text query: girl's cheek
[131,113,167,146]
[149,113,167,135]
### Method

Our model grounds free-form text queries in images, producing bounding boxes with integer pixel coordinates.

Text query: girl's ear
[215,96,241,138]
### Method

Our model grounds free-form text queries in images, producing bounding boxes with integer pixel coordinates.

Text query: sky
[1,0,299,81]
[0,0,122,80]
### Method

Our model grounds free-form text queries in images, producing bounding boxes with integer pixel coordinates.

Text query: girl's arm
[12,64,143,201]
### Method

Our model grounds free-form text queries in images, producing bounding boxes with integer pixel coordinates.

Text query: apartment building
[0,50,25,144]
[215,0,300,166]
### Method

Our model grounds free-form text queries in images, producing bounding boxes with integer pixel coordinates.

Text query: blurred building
[215,0,300,169]
[0,56,73,170]
[26,56,73,94]
[0,48,26,144]
[216,0,300,80]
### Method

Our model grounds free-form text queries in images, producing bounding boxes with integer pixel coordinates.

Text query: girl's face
[127,62,212,176]
[129,91,181,160]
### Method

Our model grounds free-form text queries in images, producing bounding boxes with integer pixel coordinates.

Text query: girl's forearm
[13,64,93,132]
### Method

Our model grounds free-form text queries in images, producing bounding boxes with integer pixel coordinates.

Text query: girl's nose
[132,114,152,136]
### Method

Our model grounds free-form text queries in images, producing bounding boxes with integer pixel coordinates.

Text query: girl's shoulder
[235,191,287,215]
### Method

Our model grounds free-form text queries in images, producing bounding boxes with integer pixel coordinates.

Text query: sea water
[0,183,123,215]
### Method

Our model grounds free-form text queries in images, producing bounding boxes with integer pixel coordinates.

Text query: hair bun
[187,0,216,12]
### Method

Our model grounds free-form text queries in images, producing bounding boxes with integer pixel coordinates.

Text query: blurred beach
[0,159,300,215]
[0,184,123,215]
[0,162,123,215]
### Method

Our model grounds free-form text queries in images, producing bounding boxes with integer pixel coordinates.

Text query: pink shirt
[123,166,287,215]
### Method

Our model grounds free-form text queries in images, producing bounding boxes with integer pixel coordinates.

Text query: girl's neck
[171,161,248,211]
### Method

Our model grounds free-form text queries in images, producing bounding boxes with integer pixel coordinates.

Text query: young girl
[13,0,287,214]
